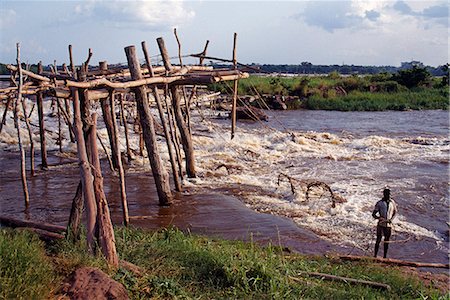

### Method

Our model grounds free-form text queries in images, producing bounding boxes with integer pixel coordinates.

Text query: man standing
[372,188,398,258]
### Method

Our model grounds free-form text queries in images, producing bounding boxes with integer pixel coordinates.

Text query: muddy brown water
[0,150,345,255]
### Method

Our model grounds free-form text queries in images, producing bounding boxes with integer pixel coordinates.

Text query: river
[0,103,448,264]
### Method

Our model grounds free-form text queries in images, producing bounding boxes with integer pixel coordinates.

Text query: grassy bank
[0,228,447,299]
[208,73,449,111]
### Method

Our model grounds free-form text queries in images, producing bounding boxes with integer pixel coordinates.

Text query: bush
[393,66,431,89]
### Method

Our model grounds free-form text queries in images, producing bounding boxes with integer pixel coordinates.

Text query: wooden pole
[68,45,76,79]
[66,181,83,241]
[100,99,119,170]
[124,45,172,206]
[164,88,184,181]
[87,113,119,267]
[170,86,196,178]
[36,62,48,169]
[173,29,191,134]
[15,43,29,206]
[109,91,130,225]
[57,98,63,153]
[72,87,97,253]
[19,99,35,177]
[0,97,12,134]
[157,37,196,178]
[119,94,133,162]
[231,32,238,139]
[96,132,115,172]
[142,40,181,192]
[156,37,172,71]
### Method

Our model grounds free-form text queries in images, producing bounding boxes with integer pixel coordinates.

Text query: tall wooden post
[109,91,129,225]
[72,85,97,252]
[99,62,119,170]
[142,40,181,192]
[124,45,172,206]
[231,32,238,139]
[157,37,196,178]
[119,94,133,162]
[88,113,119,267]
[14,43,29,206]
[36,62,48,169]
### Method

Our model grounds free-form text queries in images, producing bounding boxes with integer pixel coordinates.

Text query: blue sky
[0,1,448,66]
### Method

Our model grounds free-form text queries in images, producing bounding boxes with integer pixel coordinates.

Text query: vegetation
[0,227,447,299]
[208,66,449,111]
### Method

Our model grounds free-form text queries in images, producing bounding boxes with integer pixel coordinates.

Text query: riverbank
[1,227,447,299]
[208,74,449,111]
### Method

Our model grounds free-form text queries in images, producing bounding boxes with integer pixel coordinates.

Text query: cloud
[295,1,382,32]
[392,1,448,26]
[365,10,380,22]
[393,1,413,15]
[0,9,17,29]
[68,0,194,30]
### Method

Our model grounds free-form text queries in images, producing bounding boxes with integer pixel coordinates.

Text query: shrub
[393,66,431,89]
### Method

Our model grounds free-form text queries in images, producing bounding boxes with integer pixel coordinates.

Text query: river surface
[0,104,448,264]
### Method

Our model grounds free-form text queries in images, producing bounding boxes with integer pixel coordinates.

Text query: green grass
[0,227,447,299]
[0,229,56,299]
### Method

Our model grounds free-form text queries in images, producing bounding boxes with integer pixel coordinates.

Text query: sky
[0,0,448,67]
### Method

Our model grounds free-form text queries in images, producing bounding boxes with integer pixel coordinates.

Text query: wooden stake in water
[109,91,130,226]
[231,32,238,139]
[14,43,30,206]
[125,45,172,206]
[142,40,182,192]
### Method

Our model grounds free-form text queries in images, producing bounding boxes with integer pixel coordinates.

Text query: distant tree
[393,66,431,89]
[439,64,449,87]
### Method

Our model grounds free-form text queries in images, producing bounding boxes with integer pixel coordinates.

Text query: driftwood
[0,215,66,233]
[297,271,391,291]
[339,255,450,269]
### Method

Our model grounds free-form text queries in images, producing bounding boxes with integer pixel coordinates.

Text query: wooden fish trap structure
[0,34,248,267]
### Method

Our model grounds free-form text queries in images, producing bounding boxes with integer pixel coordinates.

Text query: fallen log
[0,215,66,234]
[339,255,450,269]
[297,271,391,291]
[17,227,65,241]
